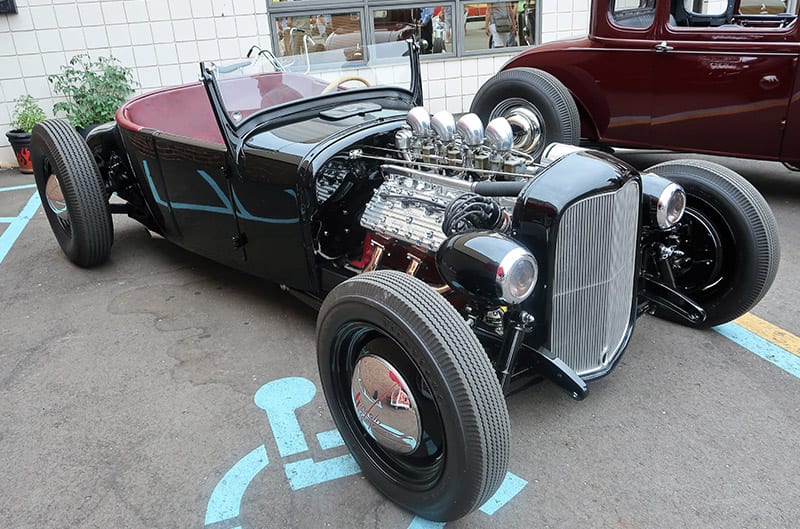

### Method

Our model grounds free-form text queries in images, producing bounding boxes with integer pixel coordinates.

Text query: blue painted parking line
[0,183,36,193]
[407,517,445,529]
[204,445,269,525]
[206,377,529,528]
[284,454,361,490]
[479,472,528,515]
[0,190,40,265]
[316,429,345,450]
[253,377,317,458]
[715,322,800,379]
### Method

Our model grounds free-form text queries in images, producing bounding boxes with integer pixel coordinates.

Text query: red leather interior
[116,73,329,145]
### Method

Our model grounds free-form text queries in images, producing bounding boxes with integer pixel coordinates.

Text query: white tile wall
[0,0,589,168]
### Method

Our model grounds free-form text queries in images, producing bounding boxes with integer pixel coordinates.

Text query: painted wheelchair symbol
[204,377,527,528]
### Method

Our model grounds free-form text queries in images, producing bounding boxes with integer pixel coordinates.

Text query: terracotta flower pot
[5,130,33,174]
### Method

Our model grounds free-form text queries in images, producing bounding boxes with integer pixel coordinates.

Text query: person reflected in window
[419,7,434,54]
[485,3,517,48]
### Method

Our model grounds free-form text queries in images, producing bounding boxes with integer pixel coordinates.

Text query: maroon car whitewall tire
[470,67,580,160]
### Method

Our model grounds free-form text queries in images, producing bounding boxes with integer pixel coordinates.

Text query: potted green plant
[5,95,47,173]
[48,54,137,134]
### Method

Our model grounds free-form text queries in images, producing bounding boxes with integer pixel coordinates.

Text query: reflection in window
[609,0,657,28]
[373,6,454,55]
[671,0,796,27]
[739,0,789,14]
[269,2,538,59]
[275,12,364,58]
[370,8,429,54]
[682,0,727,15]
[464,2,527,52]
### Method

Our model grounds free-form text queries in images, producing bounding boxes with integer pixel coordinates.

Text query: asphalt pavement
[1,153,798,529]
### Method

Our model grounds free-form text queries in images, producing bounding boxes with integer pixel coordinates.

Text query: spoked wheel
[645,159,780,328]
[316,271,509,522]
[31,119,113,267]
[470,67,580,160]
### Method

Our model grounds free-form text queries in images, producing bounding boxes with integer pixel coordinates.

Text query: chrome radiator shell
[512,149,642,380]
[550,179,640,377]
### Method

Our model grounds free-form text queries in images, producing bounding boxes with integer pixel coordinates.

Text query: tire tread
[31,119,112,267]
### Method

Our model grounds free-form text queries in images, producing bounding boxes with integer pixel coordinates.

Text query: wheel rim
[667,205,734,299]
[42,158,71,233]
[489,98,544,155]
[332,322,445,489]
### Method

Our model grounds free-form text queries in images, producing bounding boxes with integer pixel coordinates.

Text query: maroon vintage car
[471,0,800,169]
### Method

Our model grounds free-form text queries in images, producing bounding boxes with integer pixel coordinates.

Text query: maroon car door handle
[655,41,674,52]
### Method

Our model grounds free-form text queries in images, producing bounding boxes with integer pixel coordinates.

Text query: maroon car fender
[500,39,611,141]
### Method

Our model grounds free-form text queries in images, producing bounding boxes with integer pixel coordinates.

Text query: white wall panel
[0,0,588,167]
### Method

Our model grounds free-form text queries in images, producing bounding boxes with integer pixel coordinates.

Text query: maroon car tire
[316,270,509,522]
[470,67,580,160]
[645,160,779,328]
[31,119,113,267]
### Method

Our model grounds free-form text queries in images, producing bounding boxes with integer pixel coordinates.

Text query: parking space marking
[284,453,361,490]
[0,189,40,265]
[253,377,316,457]
[316,429,345,450]
[734,313,800,357]
[0,183,36,193]
[715,320,800,379]
[404,472,528,528]
[407,517,445,529]
[205,445,269,525]
[479,472,528,515]
[206,377,529,528]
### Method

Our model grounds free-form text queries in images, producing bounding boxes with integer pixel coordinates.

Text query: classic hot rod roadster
[31,41,779,521]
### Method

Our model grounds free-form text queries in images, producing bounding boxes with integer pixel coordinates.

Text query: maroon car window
[682,0,727,16]
[669,0,797,27]
[609,0,657,28]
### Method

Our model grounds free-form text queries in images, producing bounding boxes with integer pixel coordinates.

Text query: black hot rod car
[31,41,779,521]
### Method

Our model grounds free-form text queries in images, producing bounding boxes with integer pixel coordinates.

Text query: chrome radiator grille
[550,179,640,377]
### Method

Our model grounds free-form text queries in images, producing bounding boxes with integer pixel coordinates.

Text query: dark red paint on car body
[501,0,800,164]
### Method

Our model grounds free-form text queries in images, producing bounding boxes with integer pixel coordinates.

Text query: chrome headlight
[642,173,686,229]
[657,183,686,228]
[497,247,538,304]
[436,231,539,305]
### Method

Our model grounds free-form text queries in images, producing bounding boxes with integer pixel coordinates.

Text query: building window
[268,1,540,59]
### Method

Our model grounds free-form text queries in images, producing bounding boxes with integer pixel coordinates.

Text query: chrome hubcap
[491,99,544,154]
[45,173,69,222]
[350,354,421,454]
[505,107,542,153]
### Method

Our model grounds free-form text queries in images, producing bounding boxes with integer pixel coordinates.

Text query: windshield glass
[206,40,414,127]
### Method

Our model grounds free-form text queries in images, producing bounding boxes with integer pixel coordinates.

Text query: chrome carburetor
[360,108,533,252]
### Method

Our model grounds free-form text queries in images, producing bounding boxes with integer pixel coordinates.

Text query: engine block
[360,169,464,252]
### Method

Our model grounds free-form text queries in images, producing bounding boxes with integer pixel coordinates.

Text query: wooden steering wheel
[320,75,372,94]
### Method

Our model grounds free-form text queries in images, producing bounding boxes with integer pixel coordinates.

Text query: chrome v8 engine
[359,108,535,252]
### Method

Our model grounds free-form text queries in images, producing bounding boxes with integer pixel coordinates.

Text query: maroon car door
[577,0,662,146]
[650,3,799,159]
